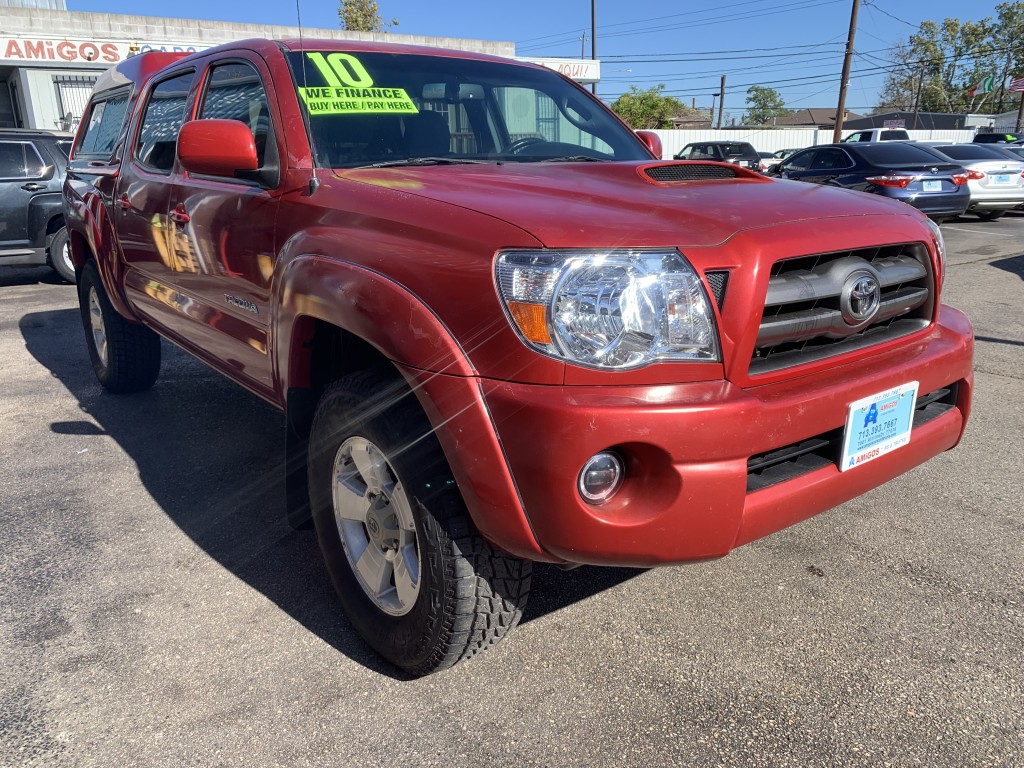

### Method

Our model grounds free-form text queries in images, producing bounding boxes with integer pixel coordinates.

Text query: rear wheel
[977,210,1005,221]
[48,227,75,283]
[78,261,161,393]
[308,371,531,675]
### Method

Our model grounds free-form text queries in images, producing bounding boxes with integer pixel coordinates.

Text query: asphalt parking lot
[2,214,1022,767]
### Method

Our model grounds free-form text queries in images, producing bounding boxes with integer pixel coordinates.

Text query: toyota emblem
[840,270,881,326]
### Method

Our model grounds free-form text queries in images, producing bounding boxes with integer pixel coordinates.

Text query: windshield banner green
[299,52,419,115]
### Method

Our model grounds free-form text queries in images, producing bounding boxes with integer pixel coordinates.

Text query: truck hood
[339,161,915,248]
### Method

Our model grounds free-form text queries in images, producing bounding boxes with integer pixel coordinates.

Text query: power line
[516,0,846,53]
[515,0,834,45]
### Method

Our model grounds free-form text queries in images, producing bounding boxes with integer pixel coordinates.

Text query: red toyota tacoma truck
[64,39,973,675]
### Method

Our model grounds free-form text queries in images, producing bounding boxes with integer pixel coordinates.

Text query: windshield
[286,50,650,168]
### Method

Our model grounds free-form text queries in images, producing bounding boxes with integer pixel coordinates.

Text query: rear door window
[134,70,196,173]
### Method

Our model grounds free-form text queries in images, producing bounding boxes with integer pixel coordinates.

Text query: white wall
[647,129,978,160]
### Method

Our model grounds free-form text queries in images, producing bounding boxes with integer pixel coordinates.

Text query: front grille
[645,163,739,182]
[746,383,959,492]
[750,243,934,375]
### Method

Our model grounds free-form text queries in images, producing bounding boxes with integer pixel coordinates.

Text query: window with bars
[54,75,98,132]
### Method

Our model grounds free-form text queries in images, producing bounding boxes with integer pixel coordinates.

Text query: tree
[338,0,397,32]
[744,85,789,125]
[610,85,703,129]
[874,4,1024,115]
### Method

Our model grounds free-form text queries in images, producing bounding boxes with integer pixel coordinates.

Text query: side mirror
[178,119,258,177]
[635,130,663,160]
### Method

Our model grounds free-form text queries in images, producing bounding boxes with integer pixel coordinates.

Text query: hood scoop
[641,162,764,184]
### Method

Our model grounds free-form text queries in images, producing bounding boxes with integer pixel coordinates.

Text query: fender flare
[273,254,476,387]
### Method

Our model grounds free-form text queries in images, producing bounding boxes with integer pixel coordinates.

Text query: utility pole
[911,66,924,130]
[716,74,726,129]
[591,0,597,96]
[832,0,861,143]
[580,31,587,60]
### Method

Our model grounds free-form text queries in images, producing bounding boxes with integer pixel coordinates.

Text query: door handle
[21,182,46,191]
[168,204,190,224]
[117,194,131,210]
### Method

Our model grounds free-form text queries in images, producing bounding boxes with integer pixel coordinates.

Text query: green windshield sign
[299,52,419,115]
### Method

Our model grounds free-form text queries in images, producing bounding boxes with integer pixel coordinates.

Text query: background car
[840,128,911,143]
[767,142,969,220]
[759,147,803,173]
[994,144,1024,162]
[674,141,761,171]
[928,143,1024,220]
[0,128,75,282]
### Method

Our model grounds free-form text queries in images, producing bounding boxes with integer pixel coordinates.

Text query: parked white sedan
[930,143,1024,220]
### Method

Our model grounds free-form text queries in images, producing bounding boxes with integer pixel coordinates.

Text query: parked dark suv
[0,128,75,282]
[972,132,1021,144]
[674,141,761,170]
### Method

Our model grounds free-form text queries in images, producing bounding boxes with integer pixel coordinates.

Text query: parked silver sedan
[930,143,1024,220]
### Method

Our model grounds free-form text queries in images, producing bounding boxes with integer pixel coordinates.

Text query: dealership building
[1,0,600,131]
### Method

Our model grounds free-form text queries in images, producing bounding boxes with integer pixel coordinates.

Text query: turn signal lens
[507,301,551,344]
[866,174,913,188]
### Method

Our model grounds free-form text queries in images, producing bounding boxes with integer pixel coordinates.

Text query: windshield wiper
[542,155,609,163]
[361,157,488,168]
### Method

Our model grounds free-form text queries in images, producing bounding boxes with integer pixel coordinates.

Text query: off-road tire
[78,261,161,393]
[308,370,531,675]
[48,227,75,283]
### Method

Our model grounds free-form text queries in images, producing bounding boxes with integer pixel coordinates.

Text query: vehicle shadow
[0,266,69,288]
[20,308,642,677]
[991,254,1024,280]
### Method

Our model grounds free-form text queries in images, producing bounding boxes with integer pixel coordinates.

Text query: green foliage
[609,84,703,129]
[876,1,1024,114]
[338,0,398,32]
[744,85,790,125]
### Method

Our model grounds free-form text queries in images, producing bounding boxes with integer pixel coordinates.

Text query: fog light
[578,452,624,504]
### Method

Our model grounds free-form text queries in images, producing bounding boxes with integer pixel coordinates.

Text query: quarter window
[76,91,130,159]
[135,71,196,173]
[0,141,47,179]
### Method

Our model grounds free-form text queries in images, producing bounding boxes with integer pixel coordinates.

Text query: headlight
[495,249,720,369]
[925,218,945,286]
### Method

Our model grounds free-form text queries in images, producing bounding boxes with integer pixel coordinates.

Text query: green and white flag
[969,75,995,97]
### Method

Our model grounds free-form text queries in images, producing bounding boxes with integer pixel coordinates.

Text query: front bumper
[472,306,972,567]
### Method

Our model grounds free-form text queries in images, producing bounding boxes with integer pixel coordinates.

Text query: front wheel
[78,261,161,393]
[308,371,531,675]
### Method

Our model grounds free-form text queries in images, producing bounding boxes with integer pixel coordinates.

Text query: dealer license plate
[840,382,919,472]
[922,180,942,192]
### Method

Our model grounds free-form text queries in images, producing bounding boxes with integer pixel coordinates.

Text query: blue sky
[69,0,1010,118]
